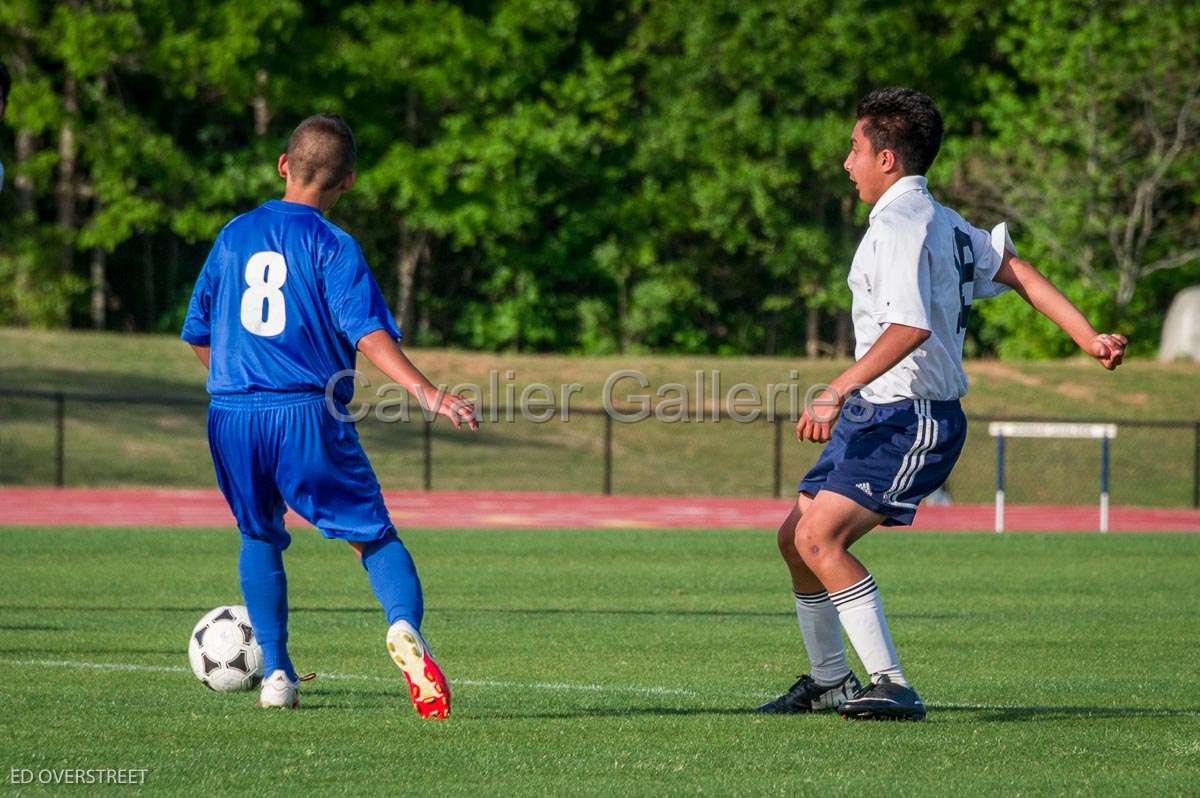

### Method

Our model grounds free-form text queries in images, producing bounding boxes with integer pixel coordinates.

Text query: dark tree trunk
[835,310,851,358]
[253,69,271,136]
[90,245,106,330]
[143,236,157,328]
[56,74,79,285]
[764,311,777,355]
[616,274,629,354]
[394,222,428,338]
[166,235,179,313]
[11,48,36,215]
[805,306,820,358]
[14,129,36,214]
[391,87,427,342]
[417,241,433,341]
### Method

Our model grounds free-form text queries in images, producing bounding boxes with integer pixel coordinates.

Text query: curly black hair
[856,88,943,176]
[0,59,10,106]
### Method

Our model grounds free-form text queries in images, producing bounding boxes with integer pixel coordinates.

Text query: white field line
[1,658,1196,716]
[321,668,700,697]
[0,657,700,698]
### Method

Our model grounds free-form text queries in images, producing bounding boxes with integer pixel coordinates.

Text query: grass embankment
[1,328,1196,504]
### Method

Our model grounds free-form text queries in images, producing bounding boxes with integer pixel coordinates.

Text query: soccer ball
[188,605,263,692]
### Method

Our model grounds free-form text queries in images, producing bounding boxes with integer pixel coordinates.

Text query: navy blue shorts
[207,392,394,549]
[798,397,967,526]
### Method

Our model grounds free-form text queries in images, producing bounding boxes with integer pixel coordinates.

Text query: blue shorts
[207,392,394,549]
[798,397,967,526]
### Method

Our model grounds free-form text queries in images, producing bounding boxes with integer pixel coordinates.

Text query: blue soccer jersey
[181,199,400,403]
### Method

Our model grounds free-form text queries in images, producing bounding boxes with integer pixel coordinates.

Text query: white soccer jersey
[848,175,1012,403]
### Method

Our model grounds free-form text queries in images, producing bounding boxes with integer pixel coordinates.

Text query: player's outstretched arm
[993,254,1127,370]
[356,330,479,430]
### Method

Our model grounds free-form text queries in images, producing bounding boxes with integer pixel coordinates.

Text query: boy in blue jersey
[758,89,1126,720]
[182,113,477,717]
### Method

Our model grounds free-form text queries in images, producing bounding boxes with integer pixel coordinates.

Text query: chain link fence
[1,388,1196,508]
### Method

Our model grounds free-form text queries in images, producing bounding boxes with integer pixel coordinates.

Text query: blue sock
[361,531,424,628]
[238,536,297,682]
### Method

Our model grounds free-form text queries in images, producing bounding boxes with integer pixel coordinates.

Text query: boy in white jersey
[758,88,1127,720]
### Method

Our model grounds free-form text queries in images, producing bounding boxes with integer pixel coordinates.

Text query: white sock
[793,590,850,686]
[829,574,908,687]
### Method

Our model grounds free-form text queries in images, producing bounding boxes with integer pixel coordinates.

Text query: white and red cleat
[386,620,450,719]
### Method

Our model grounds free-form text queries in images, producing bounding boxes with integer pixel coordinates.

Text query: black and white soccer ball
[188,605,264,692]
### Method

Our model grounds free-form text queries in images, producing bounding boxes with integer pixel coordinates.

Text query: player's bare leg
[793,491,925,720]
[791,491,880,590]
[758,494,862,714]
[776,494,822,593]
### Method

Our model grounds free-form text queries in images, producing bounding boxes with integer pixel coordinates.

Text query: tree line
[1,0,1196,357]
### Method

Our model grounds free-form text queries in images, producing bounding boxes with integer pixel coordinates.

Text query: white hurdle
[987,422,1118,533]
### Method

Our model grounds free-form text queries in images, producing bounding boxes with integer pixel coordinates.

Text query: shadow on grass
[0,367,210,402]
[300,684,1199,723]
[479,706,763,720]
[472,703,1200,721]
[0,646,182,656]
[928,703,1200,721]
[0,604,963,622]
[172,685,1200,721]
[0,606,228,614]
[436,607,963,621]
[289,689,762,718]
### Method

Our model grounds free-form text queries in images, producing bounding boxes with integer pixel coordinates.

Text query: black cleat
[757,672,862,714]
[838,675,926,721]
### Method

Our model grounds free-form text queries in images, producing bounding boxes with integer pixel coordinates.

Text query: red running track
[0,488,1196,532]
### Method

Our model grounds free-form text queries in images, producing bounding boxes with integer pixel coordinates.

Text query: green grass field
[2,526,1198,796]
[2,328,1198,506]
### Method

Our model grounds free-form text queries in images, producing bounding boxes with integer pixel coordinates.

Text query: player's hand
[1087,333,1127,371]
[796,388,842,443]
[426,389,479,430]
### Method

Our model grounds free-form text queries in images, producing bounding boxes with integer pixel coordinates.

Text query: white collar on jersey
[868,175,928,223]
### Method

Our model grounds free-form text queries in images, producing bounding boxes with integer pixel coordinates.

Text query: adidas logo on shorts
[856,482,873,496]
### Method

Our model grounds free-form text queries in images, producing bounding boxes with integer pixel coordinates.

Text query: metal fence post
[773,419,783,498]
[603,412,613,495]
[1099,436,1110,533]
[423,418,432,491]
[994,433,1005,533]
[55,392,65,488]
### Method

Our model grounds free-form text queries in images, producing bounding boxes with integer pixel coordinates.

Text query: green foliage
[958,0,1200,355]
[0,0,1193,353]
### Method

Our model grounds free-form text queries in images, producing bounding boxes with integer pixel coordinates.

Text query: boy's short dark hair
[285,113,356,191]
[0,60,11,105]
[856,88,944,175]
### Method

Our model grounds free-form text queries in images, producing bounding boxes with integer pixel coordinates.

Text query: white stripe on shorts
[883,399,935,506]
[897,399,938,502]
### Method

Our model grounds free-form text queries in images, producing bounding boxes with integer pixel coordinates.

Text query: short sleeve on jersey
[968,222,1014,300]
[870,219,933,331]
[322,236,402,346]
[180,240,221,345]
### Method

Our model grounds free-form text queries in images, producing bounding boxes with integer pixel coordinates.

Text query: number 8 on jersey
[240,251,288,336]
